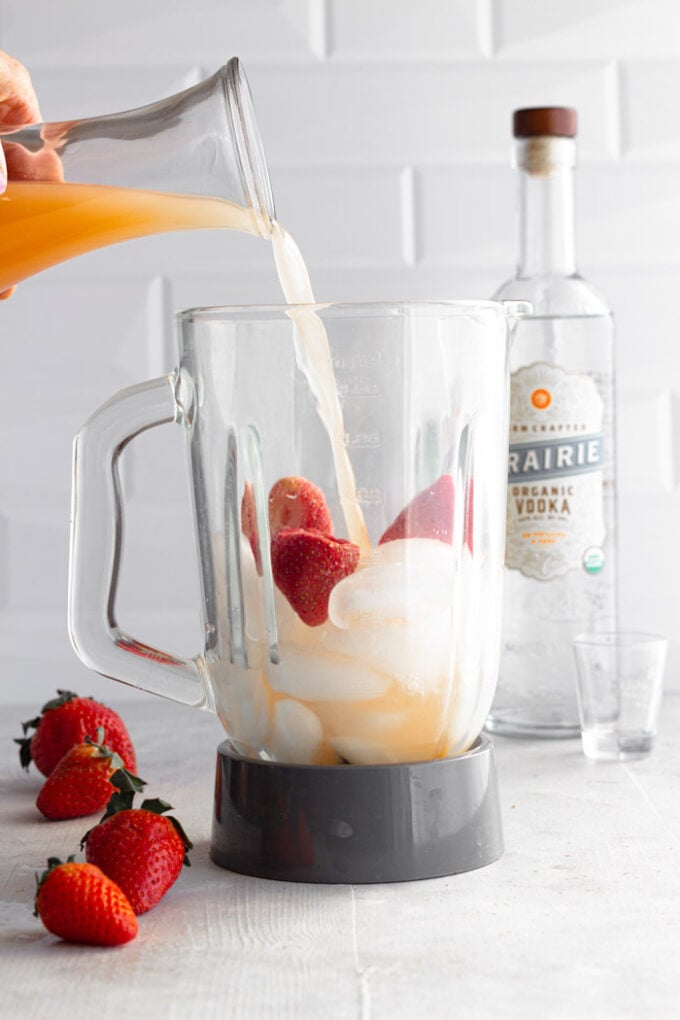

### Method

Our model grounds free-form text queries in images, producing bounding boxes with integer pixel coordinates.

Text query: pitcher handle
[68,373,211,710]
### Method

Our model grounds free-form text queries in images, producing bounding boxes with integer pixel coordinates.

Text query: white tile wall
[327,0,490,59]
[495,0,680,59]
[0,1,317,66]
[622,60,680,159]
[0,0,678,707]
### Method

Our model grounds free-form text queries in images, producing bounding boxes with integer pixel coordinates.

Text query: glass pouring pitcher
[69,301,527,768]
[0,58,274,293]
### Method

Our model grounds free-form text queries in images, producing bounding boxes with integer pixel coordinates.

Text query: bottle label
[505,362,606,581]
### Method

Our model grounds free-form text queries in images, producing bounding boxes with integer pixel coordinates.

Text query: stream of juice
[270,222,369,552]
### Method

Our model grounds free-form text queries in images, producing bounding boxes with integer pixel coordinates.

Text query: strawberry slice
[379,474,455,546]
[269,477,333,538]
[271,528,360,627]
[241,476,334,576]
[241,482,262,573]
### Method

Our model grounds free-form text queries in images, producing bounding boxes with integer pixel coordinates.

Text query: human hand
[0,50,63,299]
[0,49,42,194]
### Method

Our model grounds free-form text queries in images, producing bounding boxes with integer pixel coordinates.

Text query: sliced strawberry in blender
[269,476,333,538]
[241,475,334,575]
[271,528,360,627]
[241,481,262,573]
[379,474,455,546]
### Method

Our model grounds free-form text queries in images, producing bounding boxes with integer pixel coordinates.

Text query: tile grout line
[479,0,498,58]
[606,59,624,160]
[309,0,330,61]
[616,59,629,159]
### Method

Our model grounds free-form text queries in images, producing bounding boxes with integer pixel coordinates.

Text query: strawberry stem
[83,729,129,773]
[110,768,146,795]
[14,736,33,771]
[140,797,173,815]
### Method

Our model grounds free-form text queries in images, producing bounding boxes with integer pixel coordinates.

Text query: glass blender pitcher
[69,300,528,883]
[0,58,274,293]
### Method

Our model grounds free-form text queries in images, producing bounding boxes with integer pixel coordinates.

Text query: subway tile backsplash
[0,0,677,702]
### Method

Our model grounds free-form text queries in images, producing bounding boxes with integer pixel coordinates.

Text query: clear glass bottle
[486,107,618,738]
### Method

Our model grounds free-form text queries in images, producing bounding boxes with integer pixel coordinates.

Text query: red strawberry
[35,856,137,946]
[379,474,455,546]
[83,793,192,915]
[15,689,136,776]
[268,476,333,538]
[242,476,334,577]
[36,731,145,821]
[271,528,360,627]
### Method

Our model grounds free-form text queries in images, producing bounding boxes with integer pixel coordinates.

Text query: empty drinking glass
[572,632,667,761]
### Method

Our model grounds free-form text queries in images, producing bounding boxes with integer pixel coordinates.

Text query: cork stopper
[514,108,577,177]
[513,107,577,139]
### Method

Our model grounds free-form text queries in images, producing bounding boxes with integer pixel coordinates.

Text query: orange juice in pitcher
[0,59,274,291]
[0,181,257,293]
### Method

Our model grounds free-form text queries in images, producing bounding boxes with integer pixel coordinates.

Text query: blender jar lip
[222,57,276,238]
[178,299,516,323]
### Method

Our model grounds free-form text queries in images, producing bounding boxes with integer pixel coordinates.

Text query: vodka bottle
[486,107,618,738]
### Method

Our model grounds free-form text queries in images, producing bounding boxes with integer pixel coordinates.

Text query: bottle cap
[513,107,577,139]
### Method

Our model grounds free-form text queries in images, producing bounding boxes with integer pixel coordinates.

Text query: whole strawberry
[35,856,137,946]
[15,689,136,776]
[36,731,145,821]
[83,792,192,914]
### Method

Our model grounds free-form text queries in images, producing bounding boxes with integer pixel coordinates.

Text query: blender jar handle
[69,374,211,710]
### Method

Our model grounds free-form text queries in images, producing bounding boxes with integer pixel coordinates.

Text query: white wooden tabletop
[1,692,679,1020]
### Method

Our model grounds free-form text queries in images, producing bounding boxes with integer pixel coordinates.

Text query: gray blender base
[210,735,504,883]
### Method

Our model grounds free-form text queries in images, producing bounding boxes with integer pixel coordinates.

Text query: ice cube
[364,537,457,571]
[269,698,327,764]
[328,700,443,764]
[315,613,452,696]
[330,736,400,766]
[329,538,456,630]
[266,642,391,702]
[211,661,271,753]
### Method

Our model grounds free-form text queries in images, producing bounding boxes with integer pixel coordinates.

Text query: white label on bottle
[505,362,606,581]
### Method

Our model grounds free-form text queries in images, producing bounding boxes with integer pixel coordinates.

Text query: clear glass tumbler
[572,631,667,761]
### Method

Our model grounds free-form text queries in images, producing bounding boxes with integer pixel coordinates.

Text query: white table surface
[2,692,679,1020]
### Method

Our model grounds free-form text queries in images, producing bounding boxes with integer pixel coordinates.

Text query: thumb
[0,143,6,194]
